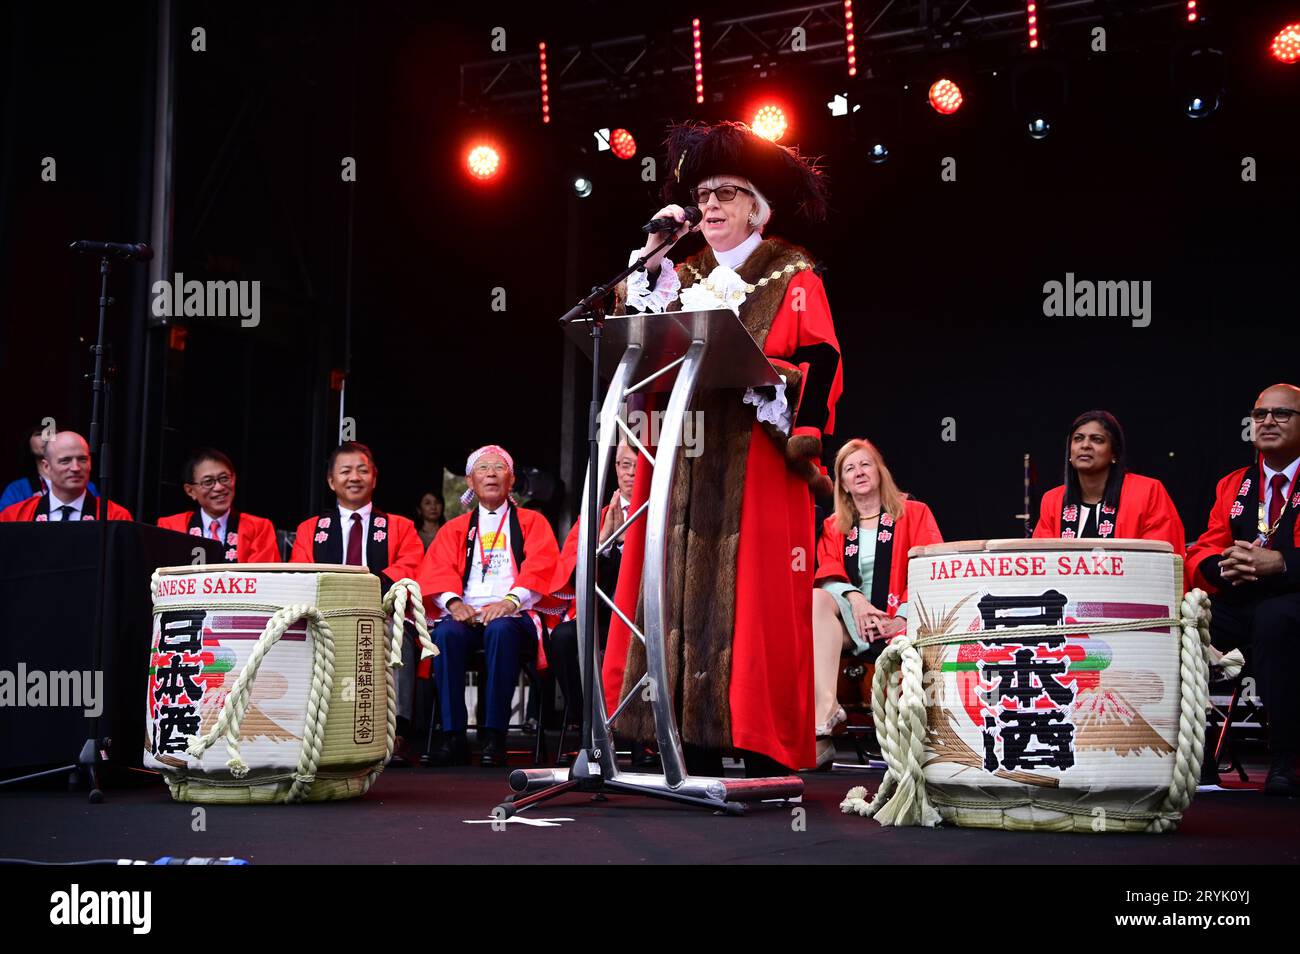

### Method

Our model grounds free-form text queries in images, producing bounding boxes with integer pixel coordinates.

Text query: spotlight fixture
[467,145,501,180]
[610,128,637,160]
[1174,46,1224,119]
[1271,23,1300,63]
[572,176,593,198]
[752,104,788,141]
[1027,117,1051,139]
[928,78,963,114]
[867,143,889,163]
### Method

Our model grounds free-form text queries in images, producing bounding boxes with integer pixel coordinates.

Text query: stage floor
[3,759,1297,865]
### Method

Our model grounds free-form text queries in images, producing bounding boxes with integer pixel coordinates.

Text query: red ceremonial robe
[0,492,131,522]
[814,498,944,613]
[418,504,560,618]
[603,250,843,771]
[547,504,615,622]
[158,510,281,563]
[290,506,424,584]
[1033,472,1185,554]
[1186,459,1300,594]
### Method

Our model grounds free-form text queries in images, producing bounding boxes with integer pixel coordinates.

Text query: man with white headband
[417,444,560,767]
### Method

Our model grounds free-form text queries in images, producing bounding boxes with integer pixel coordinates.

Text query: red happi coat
[417,504,561,675]
[158,510,281,563]
[417,505,560,618]
[289,506,424,583]
[814,499,944,614]
[1033,472,1185,554]
[0,492,132,522]
[603,239,843,770]
[1186,459,1300,594]
[548,504,615,622]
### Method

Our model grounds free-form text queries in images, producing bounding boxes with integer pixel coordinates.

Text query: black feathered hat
[662,121,829,223]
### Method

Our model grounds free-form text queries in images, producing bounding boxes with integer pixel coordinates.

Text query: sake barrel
[144,563,394,804]
[852,538,1210,833]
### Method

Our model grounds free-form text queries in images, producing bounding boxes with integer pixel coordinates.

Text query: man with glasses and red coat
[1187,384,1300,796]
[157,448,279,563]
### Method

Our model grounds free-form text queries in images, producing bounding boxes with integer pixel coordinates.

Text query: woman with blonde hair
[811,438,943,766]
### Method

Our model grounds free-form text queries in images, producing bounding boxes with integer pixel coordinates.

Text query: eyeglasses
[1249,407,1297,424]
[690,185,755,205]
[191,473,233,489]
[474,462,508,475]
[615,460,637,472]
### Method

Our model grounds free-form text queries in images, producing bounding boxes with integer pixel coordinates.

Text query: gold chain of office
[681,259,812,302]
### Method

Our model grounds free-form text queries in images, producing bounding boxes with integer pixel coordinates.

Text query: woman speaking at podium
[602,121,843,774]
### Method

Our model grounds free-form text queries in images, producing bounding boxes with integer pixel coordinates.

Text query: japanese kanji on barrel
[144,563,429,804]
[841,539,1212,833]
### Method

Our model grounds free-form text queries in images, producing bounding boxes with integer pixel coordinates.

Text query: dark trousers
[547,616,610,721]
[1210,592,1300,753]
[433,615,535,733]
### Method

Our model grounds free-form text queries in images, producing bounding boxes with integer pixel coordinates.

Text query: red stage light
[928,78,963,114]
[610,128,637,160]
[539,41,551,124]
[752,104,788,141]
[693,18,705,104]
[1272,22,1300,63]
[467,145,501,180]
[1186,1,1198,24]
[1027,2,1040,49]
[844,0,857,77]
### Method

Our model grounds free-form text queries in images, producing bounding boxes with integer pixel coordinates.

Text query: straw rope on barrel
[145,565,436,804]
[839,539,1216,834]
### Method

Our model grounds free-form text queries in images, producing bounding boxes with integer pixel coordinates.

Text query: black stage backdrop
[1,1,1297,543]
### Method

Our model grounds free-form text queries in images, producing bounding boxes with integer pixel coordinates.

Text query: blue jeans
[433,615,534,732]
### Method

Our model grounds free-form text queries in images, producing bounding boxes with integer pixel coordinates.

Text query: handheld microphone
[69,241,154,262]
[642,206,702,234]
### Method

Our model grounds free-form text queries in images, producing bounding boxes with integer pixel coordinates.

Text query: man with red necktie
[291,441,424,761]
[1187,383,1300,796]
[0,431,131,522]
[157,448,279,563]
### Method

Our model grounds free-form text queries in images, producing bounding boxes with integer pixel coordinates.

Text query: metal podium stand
[498,309,805,816]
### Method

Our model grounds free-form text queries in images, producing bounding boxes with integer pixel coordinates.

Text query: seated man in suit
[291,441,425,761]
[158,448,279,563]
[418,445,559,767]
[0,431,130,522]
[1187,383,1300,796]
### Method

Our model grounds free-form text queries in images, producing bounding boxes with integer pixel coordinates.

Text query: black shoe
[631,740,660,771]
[388,735,412,768]
[1199,755,1222,787]
[423,731,470,767]
[480,729,509,768]
[1264,753,1300,797]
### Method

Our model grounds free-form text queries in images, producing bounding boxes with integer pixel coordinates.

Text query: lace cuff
[623,250,680,313]
[743,382,792,434]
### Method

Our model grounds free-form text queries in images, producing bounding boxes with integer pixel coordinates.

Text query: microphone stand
[557,229,682,770]
[1014,452,1033,537]
[83,255,116,802]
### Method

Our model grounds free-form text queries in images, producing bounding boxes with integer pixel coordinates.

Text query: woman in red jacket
[1032,410,1184,552]
[813,438,942,767]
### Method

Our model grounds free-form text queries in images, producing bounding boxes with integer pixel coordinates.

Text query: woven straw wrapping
[145,564,388,804]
